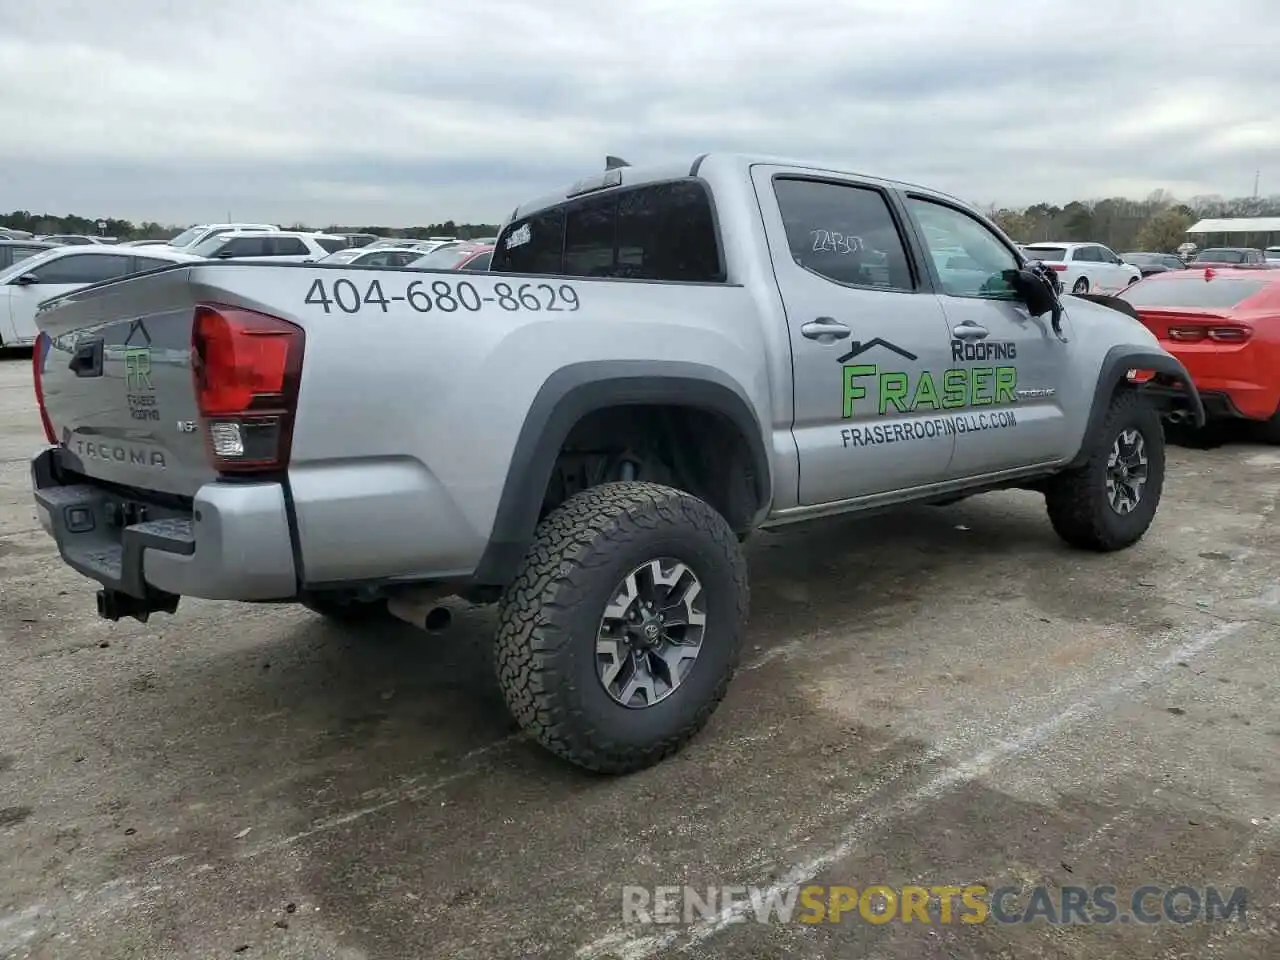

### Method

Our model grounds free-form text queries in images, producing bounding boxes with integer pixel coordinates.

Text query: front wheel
[494,482,748,774]
[1044,389,1165,551]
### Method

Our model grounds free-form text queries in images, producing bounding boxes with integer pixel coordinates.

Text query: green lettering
[842,364,877,418]
[942,369,968,409]
[994,366,1017,404]
[910,371,940,411]
[971,367,994,406]
[879,371,909,414]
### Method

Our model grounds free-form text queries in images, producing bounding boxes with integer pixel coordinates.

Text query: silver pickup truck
[29,153,1203,774]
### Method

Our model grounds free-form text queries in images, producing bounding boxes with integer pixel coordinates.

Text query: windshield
[1119,277,1268,309]
[318,250,362,264]
[409,245,484,270]
[1193,249,1247,263]
[189,235,232,257]
[1022,246,1067,262]
[167,226,206,248]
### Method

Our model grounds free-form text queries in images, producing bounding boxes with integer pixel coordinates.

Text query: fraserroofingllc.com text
[621,883,1249,926]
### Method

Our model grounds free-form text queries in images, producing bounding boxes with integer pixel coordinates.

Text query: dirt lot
[1,351,1278,960]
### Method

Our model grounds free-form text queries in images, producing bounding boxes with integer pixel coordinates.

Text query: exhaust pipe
[387,585,456,633]
[1165,409,1190,425]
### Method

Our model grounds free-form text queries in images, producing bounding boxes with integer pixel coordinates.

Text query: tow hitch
[96,588,180,623]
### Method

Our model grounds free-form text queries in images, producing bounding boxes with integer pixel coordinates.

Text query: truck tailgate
[35,264,217,498]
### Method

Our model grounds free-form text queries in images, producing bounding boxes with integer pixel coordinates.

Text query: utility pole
[1253,170,1260,198]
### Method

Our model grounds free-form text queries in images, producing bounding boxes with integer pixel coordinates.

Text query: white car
[0,245,202,347]
[159,222,279,253]
[364,237,451,253]
[1020,241,1142,295]
[186,230,348,263]
[316,247,426,267]
[1265,246,1280,263]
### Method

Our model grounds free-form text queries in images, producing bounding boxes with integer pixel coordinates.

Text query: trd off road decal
[837,337,1022,449]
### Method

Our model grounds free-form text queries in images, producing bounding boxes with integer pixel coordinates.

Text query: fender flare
[1068,346,1205,468]
[469,360,772,588]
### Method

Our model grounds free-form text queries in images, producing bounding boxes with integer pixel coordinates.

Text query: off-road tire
[1045,389,1165,551]
[494,481,748,774]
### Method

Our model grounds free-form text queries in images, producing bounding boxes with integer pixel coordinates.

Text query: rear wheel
[1255,408,1280,444]
[1045,389,1165,551]
[494,481,748,774]
[1072,277,1090,294]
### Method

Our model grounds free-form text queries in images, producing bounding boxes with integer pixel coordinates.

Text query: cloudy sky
[3,0,1278,228]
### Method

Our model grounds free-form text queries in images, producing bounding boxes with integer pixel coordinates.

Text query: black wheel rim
[1106,428,1149,515]
[595,558,707,709]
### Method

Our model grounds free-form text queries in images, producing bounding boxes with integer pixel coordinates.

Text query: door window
[773,178,914,291]
[26,253,132,285]
[905,197,1019,299]
[1073,246,1102,263]
[269,237,310,256]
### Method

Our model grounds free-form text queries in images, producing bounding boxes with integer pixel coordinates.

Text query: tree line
[985,192,1280,254]
[6,190,1280,253]
[0,212,501,242]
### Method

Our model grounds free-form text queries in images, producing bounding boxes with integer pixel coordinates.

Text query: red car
[1118,267,1280,438]
[408,241,494,272]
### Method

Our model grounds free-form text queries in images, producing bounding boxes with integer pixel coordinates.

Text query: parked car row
[0,223,495,348]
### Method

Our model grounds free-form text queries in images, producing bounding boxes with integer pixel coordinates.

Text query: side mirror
[1004,266,1059,317]
[13,273,39,285]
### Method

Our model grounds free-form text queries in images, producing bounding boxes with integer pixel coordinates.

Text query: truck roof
[507,152,972,223]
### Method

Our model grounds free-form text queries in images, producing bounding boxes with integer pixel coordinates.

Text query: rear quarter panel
[182,263,775,584]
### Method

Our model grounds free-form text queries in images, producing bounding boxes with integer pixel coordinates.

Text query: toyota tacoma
[29,154,1203,774]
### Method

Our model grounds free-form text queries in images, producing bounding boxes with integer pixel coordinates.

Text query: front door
[753,168,957,506]
[901,194,1071,478]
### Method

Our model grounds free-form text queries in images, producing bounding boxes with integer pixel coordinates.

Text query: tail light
[1049,264,1068,272]
[32,332,56,444]
[1166,324,1251,344]
[191,304,304,472]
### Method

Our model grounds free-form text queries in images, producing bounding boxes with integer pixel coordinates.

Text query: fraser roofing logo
[123,318,154,393]
[836,338,918,364]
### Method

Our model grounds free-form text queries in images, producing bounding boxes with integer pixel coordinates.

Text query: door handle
[800,317,851,343]
[952,322,989,340]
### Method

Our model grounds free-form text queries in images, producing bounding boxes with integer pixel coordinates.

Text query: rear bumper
[32,447,297,602]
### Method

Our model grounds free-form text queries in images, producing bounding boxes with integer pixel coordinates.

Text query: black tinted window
[270,237,309,256]
[1119,277,1268,308]
[1022,246,1066,261]
[774,178,913,291]
[28,254,132,284]
[221,237,269,257]
[132,257,174,272]
[492,179,723,282]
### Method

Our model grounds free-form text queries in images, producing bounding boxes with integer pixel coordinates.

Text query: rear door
[751,166,956,505]
[902,195,1070,477]
[5,252,134,343]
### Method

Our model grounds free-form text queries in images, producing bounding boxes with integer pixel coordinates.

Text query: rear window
[1193,249,1246,263]
[460,251,492,272]
[315,237,347,253]
[492,178,724,282]
[1022,246,1067,262]
[1118,277,1268,309]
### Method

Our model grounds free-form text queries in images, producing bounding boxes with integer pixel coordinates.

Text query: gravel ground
[0,351,1277,959]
